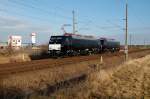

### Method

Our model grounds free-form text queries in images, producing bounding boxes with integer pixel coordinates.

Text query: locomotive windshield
[49,36,66,44]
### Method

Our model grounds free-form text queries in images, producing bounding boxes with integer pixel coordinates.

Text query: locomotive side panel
[100,38,120,52]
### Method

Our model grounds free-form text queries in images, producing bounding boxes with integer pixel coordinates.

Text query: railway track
[0,48,150,77]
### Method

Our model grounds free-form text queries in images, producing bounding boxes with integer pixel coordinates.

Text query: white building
[31,32,36,44]
[8,35,22,48]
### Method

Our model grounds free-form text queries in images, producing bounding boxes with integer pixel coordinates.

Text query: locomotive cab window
[49,36,66,44]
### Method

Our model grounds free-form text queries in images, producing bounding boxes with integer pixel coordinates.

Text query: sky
[0,0,150,45]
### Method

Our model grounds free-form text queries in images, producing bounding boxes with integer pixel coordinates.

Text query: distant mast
[31,33,36,46]
[125,0,128,61]
[72,10,75,34]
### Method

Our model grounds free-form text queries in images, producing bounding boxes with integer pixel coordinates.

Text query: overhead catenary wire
[1,0,125,35]
[0,8,51,24]
[11,0,124,32]
[6,0,72,20]
[3,0,147,33]
[128,4,150,45]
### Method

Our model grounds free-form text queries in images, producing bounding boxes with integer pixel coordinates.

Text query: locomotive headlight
[49,44,61,50]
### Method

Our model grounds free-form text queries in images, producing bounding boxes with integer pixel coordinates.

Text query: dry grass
[0,45,49,64]
[0,57,9,64]
[0,53,31,64]
[88,55,150,98]
[0,47,31,64]
[19,55,150,99]
[0,60,92,95]
[1,51,150,99]
[9,53,31,63]
[0,58,99,99]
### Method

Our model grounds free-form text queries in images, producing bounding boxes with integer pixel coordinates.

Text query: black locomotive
[48,33,120,56]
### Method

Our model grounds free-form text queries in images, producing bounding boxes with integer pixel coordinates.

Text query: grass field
[28,53,150,99]
[0,47,150,99]
[87,55,150,98]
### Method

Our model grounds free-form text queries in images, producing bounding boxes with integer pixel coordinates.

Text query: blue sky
[0,0,150,45]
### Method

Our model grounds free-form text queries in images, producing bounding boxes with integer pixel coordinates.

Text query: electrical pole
[144,38,146,47]
[72,10,75,34]
[130,34,131,46]
[125,0,128,61]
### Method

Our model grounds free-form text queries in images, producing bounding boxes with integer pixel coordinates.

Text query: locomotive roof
[99,37,115,41]
[64,33,94,37]
[64,33,97,40]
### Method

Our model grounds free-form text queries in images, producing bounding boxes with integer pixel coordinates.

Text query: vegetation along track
[0,48,150,77]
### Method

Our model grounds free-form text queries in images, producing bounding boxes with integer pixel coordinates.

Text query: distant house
[8,35,22,49]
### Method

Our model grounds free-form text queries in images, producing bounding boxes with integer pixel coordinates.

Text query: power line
[6,0,72,20]
[128,5,150,46]
[0,0,73,25]
[106,20,123,30]
[0,8,51,24]
[2,0,125,35]
[128,5,147,26]
[8,0,124,33]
